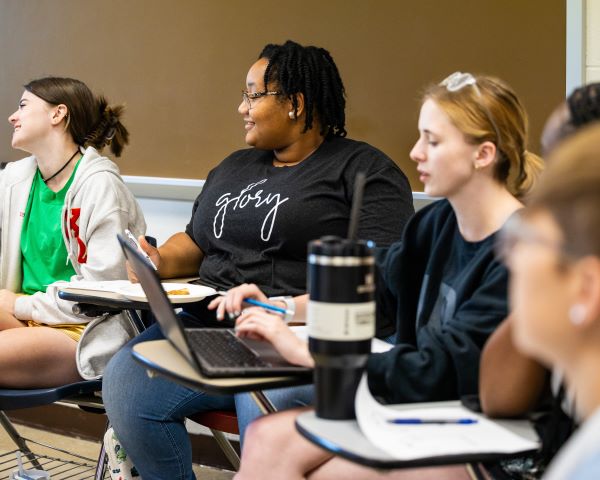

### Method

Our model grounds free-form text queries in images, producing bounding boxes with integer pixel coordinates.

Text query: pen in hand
[217,292,294,317]
[242,298,294,316]
[387,418,478,425]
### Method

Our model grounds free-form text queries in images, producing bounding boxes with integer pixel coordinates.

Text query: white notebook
[355,374,539,461]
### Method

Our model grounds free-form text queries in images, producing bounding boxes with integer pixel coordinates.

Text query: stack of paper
[60,280,133,292]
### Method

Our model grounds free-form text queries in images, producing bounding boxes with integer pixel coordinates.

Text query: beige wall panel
[0,0,565,189]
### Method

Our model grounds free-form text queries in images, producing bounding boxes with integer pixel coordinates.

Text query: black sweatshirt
[368,199,509,403]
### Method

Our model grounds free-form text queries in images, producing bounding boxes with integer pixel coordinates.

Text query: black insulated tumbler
[307,235,375,419]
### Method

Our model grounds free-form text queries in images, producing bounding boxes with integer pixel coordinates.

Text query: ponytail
[84,97,129,157]
[24,77,129,157]
[509,150,545,199]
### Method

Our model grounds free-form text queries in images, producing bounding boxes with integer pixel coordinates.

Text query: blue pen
[216,291,294,317]
[243,298,294,316]
[387,418,478,425]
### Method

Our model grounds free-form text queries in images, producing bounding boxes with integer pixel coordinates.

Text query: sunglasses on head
[439,71,502,152]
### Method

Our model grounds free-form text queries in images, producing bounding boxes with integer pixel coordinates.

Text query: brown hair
[542,82,600,155]
[423,74,544,197]
[529,123,600,258]
[24,77,129,157]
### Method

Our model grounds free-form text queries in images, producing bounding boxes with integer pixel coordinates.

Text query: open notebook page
[355,374,539,460]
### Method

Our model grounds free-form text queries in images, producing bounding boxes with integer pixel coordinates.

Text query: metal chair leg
[249,390,277,414]
[0,410,43,469]
[209,428,240,471]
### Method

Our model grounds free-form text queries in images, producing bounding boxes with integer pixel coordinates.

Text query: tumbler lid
[308,236,374,257]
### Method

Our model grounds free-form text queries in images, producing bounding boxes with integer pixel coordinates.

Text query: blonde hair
[423,74,544,198]
[529,123,600,258]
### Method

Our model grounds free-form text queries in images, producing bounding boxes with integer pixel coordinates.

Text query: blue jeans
[102,323,235,480]
[234,334,395,444]
[234,384,315,445]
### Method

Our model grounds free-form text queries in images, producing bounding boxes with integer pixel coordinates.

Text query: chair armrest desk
[59,287,148,311]
[132,340,311,413]
[295,404,539,470]
[58,286,312,413]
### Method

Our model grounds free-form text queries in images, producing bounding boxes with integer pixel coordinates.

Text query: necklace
[43,149,80,183]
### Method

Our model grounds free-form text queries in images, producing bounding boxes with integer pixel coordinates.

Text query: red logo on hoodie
[66,208,87,263]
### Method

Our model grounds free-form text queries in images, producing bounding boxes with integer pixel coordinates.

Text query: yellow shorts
[26,320,87,342]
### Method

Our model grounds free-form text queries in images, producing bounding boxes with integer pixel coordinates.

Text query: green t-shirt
[20,161,81,294]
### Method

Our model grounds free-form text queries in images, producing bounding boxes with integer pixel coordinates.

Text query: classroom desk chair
[0,379,108,479]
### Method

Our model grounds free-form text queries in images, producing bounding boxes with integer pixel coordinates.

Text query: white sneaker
[104,427,142,480]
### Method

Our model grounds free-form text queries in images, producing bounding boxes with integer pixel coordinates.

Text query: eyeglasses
[241,90,281,109]
[440,72,502,152]
[494,211,577,265]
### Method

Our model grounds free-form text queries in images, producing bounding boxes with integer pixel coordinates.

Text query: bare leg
[309,458,472,480]
[234,407,334,480]
[235,406,473,480]
[0,309,26,330]
[0,327,81,387]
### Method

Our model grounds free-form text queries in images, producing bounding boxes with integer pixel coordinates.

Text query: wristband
[268,296,296,323]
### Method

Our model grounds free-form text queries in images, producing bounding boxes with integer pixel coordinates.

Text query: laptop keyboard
[187,329,269,368]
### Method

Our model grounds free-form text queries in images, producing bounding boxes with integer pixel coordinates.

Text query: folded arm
[479,315,548,417]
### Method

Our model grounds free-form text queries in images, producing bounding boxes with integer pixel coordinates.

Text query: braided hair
[259,40,347,138]
[24,77,129,157]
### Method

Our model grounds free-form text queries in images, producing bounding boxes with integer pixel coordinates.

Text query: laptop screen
[117,234,197,366]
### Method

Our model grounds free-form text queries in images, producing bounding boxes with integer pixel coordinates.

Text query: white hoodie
[0,146,146,377]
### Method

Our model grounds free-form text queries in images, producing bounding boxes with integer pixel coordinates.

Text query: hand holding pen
[207,283,290,321]
[124,229,160,282]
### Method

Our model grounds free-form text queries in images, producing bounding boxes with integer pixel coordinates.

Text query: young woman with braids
[102,40,414,479]
[0,77,145,387]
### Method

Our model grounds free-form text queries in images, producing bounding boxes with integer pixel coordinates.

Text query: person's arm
[154,232,203,279]
[354,160,414,247]
[367,258,509,404]
[479,315,548,417]
[234,307,314,367]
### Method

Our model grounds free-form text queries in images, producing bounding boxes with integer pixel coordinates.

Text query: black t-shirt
[185,137,414,301]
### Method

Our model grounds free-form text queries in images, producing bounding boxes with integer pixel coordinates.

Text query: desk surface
[296,405,539,470]
[132,339,312,396]
[58,278,203,310]
[59,287,148,310]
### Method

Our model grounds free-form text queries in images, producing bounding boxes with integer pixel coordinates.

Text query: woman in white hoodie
[0,77,145,388]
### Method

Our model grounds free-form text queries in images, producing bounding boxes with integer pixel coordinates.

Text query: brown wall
[0,0,565,189]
